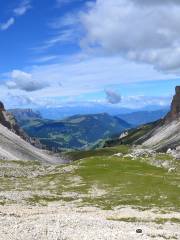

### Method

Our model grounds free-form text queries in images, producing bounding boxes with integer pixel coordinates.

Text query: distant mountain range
[9,110,131,150]
[118,109,168,126]
[9,108,42,124]
[9,106,169,150]
[36,104,169,120]
[37,105,133,120]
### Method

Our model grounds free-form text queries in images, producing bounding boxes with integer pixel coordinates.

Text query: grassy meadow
[0,145,179,211]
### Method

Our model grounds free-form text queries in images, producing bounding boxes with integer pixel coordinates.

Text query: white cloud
[11,56,175,98]
[50,14,78,29]
[120,95,171,109]
[35,55,59,63]
[37,13,81,50]
[5,94,35,108]
[0,1,31,31]
[80,0,180,73]
[6,70,49,92]
[0,18,15,31]
[13,0,31,16]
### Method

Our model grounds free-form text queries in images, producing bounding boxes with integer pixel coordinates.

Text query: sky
[0,0,180,109]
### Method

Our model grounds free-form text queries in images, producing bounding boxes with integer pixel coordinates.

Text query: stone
[168,168,176,173]
[113,153,123,157]
[136,229,142,233]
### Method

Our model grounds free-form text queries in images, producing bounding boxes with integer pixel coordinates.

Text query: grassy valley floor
[0,145,179,239]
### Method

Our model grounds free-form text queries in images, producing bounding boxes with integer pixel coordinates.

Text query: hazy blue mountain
[37,105,132,120]
[36,104,170,120]
[117,109,168,126]
[9,109,42,123]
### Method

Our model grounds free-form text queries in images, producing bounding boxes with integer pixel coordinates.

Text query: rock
[165,86,180,122]
[123,154,134,158]
[168,168,176,173]
[131,148,155,158]
[167,148,172,154]
[119,131,128,139]
[136,229,142,233]
[113,153,123,157]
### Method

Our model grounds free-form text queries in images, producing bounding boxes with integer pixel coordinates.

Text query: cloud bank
[81,0,180,73]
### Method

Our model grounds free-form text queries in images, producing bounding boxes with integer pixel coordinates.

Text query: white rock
[168,167,176,173]
[113,153,123,157]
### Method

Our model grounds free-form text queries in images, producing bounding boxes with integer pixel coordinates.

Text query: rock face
[141,86,180,152]
[0,101,5,111]
[165,86,180,122]
[0,101,64,163]
[0,102,42,148]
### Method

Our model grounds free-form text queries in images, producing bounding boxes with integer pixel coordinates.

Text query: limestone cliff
[165,86,180,122]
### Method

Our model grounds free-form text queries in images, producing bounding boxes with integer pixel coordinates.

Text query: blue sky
[0,0,180,109]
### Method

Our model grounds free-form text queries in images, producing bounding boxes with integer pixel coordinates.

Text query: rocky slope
[142,86,180,153]
[0,103,42,148]
[0,101,63,163]
[104,86,180,157]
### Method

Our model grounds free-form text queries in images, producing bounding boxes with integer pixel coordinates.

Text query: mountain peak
[165,86,180,122]
[0,101,5,111]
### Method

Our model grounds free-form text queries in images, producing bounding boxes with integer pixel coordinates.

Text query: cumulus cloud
[105,89,122,104]
[81,0,180,73]
[0,18,15,31]
[6,70,49,92]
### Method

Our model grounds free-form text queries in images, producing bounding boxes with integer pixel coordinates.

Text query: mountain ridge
[15,112,131,150]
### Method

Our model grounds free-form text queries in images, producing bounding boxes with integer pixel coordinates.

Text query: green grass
[23,154,180,209]
[64,145,130,161]
[107,217,180,224]
[0,148,179,209]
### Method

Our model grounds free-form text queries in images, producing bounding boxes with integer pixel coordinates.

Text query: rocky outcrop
[141,86,180,152]
[0,101,42,149]
[165,86,180,122]
[0,101,5,111]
